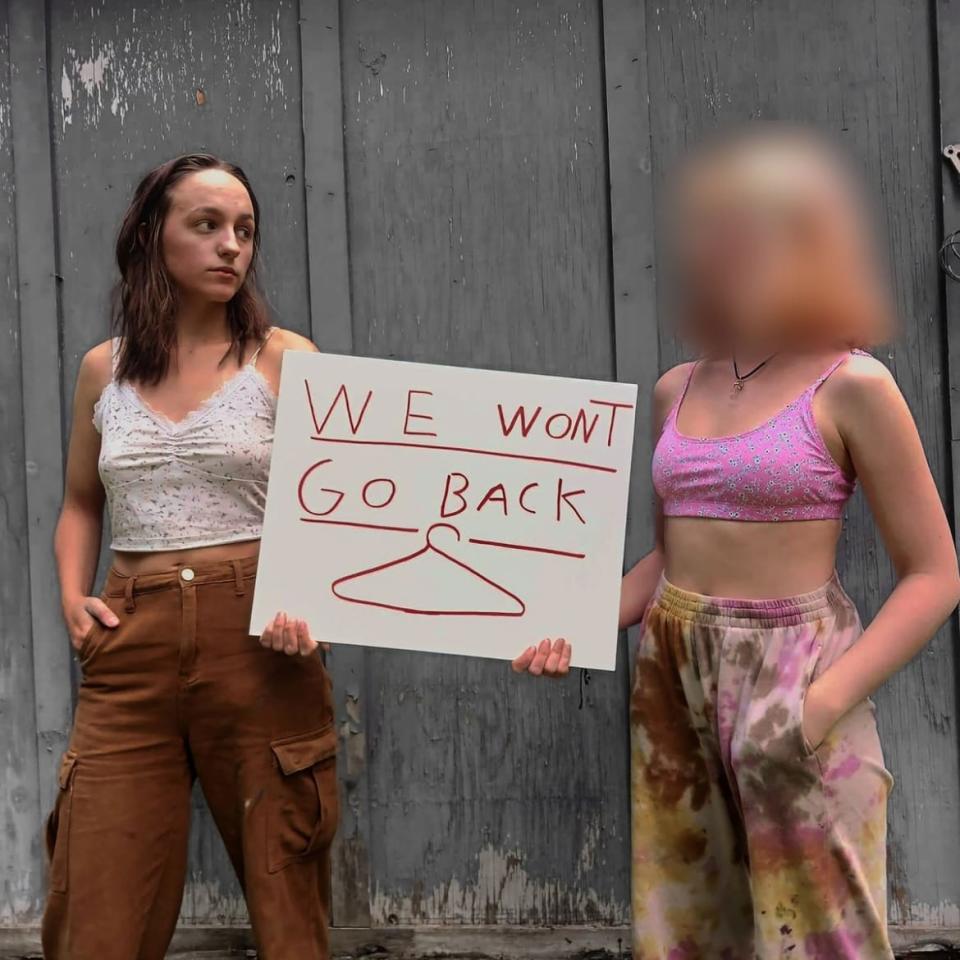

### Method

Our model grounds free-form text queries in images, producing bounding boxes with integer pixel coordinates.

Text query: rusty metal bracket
[944,143,960,178]
[940,145,960,281]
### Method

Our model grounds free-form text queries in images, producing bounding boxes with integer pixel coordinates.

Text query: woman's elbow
[947,565,960,613]
[55,495,104,543]
[930,553,960,615]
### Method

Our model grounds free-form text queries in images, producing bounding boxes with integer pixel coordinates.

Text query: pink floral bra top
[651,353,858,522]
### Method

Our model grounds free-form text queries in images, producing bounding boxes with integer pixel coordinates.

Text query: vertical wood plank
[0,0,46,921]
[931,1,960,932]
[299,0,372,926]
[935,0,960,533]
[601,0,659,567]
[7,0,72,823]
[300,0,354,352]
[339,0,630,925]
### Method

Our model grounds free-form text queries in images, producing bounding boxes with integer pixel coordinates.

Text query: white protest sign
[250,352,637,670]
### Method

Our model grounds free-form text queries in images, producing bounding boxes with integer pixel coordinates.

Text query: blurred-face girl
[516,126,959,960]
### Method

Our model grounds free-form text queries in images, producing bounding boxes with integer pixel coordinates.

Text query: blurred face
[672,139,841,350]
[160,168,256,304]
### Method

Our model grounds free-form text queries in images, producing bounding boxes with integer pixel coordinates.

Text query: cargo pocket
[267,724,339,873]
[45,751,78,893]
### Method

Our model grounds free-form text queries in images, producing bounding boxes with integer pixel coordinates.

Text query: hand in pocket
[801,680,840,752]
[66,596,119,652]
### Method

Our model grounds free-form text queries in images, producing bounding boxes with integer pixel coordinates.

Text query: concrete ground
[3,948,959,958]
[2,927,958,959]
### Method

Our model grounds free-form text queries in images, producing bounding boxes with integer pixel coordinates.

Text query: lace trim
[119,364,274,432]
[93,328,277,433]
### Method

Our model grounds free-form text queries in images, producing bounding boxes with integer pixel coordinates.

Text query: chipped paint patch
[179,878,248,925]
[371,827,628,926]
[60,45,115,127]
[59,39,140,128]
[0,100,8,155]
[890,897,960,929]
[55,2,294,132]
[0,869,37,924]
[0,31,11,149]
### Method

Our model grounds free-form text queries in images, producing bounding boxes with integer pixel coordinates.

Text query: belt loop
[231,559,245,596]
[124,575,137,613]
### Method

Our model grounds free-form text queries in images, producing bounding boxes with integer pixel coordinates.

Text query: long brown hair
[111,153,271,385]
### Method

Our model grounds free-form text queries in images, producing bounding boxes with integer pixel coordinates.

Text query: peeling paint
[892,899,960,928]
[371,830,628,926]
[60,45,116,127]
[179,877,247,925]
[55,1,294,132]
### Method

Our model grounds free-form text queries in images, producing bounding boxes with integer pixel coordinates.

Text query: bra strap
[248,326,276,367]
[810,350,854,393]
[668,359,700,419]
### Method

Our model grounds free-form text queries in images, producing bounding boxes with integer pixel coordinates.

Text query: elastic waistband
[104,555,259,611]
[652,571,849,628]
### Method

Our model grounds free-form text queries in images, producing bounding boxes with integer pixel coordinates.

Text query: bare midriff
[663,516,843,599]
[112,539,261,576]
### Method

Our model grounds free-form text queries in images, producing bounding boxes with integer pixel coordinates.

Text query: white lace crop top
[92,329,278,551]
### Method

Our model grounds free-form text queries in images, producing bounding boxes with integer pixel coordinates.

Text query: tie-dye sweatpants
[629,573,894,959]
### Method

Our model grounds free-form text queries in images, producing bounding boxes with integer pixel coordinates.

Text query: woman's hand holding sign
[511,638,572,677]
[259,611,331,656]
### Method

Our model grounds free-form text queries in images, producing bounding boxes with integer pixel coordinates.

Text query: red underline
[310,436,618,473]
[299,518,420,533]
[468,537,586,559]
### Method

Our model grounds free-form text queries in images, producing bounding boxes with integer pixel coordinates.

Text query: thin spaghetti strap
[810,350,853,392]
[656,360,700,437]
[248,326,276,367]
[670,359,700,416]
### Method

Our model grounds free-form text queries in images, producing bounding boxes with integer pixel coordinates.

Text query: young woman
[44,154,337,960]
[514,127,960,958]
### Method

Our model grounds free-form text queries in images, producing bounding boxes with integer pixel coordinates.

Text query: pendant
[731,379,744,397]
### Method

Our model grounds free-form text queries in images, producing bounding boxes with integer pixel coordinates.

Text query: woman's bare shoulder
[269,326,319,353]
[253,326,318,393]
[825,350,911,440]
[649,361,696,433]
[655,361,696,393]
[77,338,115,403]
[829,350,900,405]
[653,361,695,408]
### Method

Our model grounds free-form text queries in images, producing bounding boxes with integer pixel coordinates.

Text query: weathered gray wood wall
[1,0,958,953]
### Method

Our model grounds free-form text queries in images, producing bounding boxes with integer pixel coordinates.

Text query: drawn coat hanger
[331,523,526,617]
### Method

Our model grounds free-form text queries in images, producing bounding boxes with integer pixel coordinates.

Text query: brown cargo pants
[42,555,339,960]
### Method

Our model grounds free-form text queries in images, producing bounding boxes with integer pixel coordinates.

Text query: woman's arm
[617,362,693,629]
[56,343,118,647]
[803,354,960,747]
[619,538,664,630]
